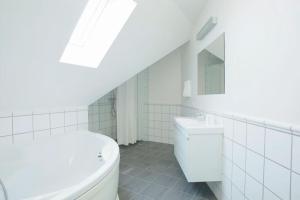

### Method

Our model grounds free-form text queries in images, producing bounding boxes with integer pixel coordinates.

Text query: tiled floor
[118,141,217,200]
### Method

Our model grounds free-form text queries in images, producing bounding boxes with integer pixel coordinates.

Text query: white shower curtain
[116,76,138,145]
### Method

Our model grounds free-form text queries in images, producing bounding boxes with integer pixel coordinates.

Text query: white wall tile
[233,143,246,170]
[14,133,33,144]
[13,115,33,134]
[245,175,263,200]
[224,138,233,160]
[0,136,13,145]
[162,114,169,121]
[232,185,244,200]
[35,130,51,141]
[65,112,77,126]
[232,165,245,192]
[246,150,264,183]
[65,125,77,133]
[51,127,65,135]
[223,157,232,178]
[264,188,281,200]
[264,160,290,200]
[13,111,32,116]
[224,118,234,139]
[291,172,300,200]
[233,120,247,145]
[50,113,64,128]
[0,106,88,144]
[247,124,265,155]
[78,110,88,124]
[0,112,12,118]
[222,176,232,199]
[78,123,88,131]
[265,129,291,168]
[33,114,50,131]
[0,117,12,136]
[292,136,300,173]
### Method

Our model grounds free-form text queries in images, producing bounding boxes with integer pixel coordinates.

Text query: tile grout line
[32,112,35,140]
[224,134,299,176]
[243,121,248,199]
[49,113,52,136]
[230,119,234,200]
[11,113,14,144]
[226,156,284,200]
[63,111,66,134]
[76,110,79,131]
[261,124,266,200]
[289,128,293,200]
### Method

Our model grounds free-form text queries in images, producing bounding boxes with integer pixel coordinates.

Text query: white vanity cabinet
[174,117,223,182]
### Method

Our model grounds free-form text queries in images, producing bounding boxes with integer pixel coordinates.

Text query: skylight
[60,0,137,68]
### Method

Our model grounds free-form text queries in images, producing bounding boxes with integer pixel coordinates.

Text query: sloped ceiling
[0,0,206,111]
[172,0,207,23]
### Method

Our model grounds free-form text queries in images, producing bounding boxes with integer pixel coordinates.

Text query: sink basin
[174,117,223,135]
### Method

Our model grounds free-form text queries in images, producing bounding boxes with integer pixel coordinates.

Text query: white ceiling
[172,0,207,23]
[0,0,206,111]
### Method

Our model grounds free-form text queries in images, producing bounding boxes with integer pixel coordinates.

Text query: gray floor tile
[134,169,161,182]
[192,183,217,200]
[121,166,145,176]
[130,193,154,200]
[120,163,130,173]
[118,187,136,200]
[119,174,134,187]
[141,183,169,199]
[146,163,170,173]
[118,187,154,200]
[190,196,210,200]
[123,177,151,193]
[170,178,200,196]
[153,174,179,188]
[163,166,186,179]
[118,141,217,200]
[161,188,194,200]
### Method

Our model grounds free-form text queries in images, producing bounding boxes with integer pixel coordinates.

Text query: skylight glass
[60,0,137,68]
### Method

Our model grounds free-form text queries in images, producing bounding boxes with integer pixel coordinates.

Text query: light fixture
[196,17,217,40]
[60,0,137,68]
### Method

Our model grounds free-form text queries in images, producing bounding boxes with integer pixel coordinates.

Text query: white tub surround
[0,131,120,200]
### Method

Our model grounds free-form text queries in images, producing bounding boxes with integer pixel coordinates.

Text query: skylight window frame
[60,0,137,68]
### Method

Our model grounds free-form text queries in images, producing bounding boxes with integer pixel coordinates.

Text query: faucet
[0,178,8,200]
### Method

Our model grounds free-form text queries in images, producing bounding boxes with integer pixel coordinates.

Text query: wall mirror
[198,33,225,95]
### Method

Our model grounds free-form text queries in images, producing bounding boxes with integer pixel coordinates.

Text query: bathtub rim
[52,131,120,200]
[1,131,120,200]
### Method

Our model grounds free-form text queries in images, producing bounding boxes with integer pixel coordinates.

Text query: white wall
[149,48,182,104]
[181,0,300,125]
[0,0,192,112]
[181,0,300,199]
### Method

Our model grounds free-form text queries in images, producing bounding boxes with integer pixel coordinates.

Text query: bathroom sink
[174,117,223,135]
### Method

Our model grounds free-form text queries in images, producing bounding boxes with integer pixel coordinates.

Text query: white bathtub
[0,131,120,200]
